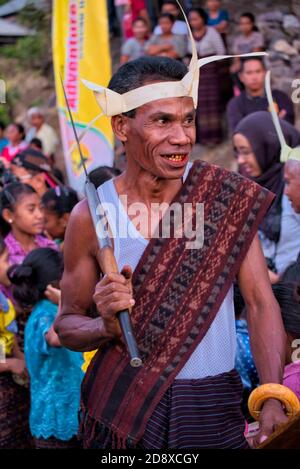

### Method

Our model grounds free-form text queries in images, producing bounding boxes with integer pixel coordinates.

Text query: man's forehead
[136,96,195,116]
[285,160,300,177]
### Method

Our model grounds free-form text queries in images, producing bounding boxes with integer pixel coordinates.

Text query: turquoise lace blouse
[24,299,84,441]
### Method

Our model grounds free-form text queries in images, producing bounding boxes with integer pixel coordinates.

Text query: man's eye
[184,117,194,124]
[157,118,168,125]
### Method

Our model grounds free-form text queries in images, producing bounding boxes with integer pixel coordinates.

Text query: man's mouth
[161,153,188,163]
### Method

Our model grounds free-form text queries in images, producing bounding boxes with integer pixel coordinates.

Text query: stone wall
[195,0,300,96]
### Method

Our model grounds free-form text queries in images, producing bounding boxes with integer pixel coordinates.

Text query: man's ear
[111,115,130,143]
[238,71,244,84]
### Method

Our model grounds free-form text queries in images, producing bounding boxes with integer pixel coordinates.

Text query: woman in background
[188,7,226,145]
[233,111,300,279]
[145,13,187,60]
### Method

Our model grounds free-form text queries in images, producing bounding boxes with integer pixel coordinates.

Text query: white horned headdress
[265,70,300,163]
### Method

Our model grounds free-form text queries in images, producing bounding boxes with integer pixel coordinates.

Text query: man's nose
[169,124,190,145]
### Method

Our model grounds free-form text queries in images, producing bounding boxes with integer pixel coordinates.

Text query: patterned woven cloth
[0,373,33,449]
[80,160,274,449]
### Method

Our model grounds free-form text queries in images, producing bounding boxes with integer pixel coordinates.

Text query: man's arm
[237,234,288,444]
[55,199,134,352]
[54,200,105,351]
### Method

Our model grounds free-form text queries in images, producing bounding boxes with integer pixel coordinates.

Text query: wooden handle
[97,245,119,275]
[248,384,300,421]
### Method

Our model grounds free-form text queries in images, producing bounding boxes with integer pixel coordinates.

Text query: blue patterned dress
[24,299,83,442]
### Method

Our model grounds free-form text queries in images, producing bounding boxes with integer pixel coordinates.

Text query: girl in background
[0,123,27,166]
[0,182,57,266]
[0,182,57,347]
[188,8,226,145]
[9,248,83,449]
[41,186,79,248]
[120,17,149,64]
[230,13,264,94]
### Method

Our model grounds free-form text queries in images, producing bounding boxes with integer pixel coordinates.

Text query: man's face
[162,3,179,17]
[284,162,300,213]
[132,20,148,39]
[239,60,266,94]
[159,17,174,35]
[30,113,44,129]
[239,16,253,35]
[120,96,196,180]
[206,0,220,12]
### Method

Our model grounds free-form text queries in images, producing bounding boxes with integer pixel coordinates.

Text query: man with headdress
[54,46,290,448]
[285,159,300,215]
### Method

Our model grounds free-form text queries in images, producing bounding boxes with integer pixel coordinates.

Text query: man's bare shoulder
[65,198,98,256]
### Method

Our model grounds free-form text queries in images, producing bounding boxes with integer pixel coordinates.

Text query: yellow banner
[52,0,113,191]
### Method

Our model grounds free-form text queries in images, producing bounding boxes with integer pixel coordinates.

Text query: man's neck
[114,165,183,208]
[246,87,264,98]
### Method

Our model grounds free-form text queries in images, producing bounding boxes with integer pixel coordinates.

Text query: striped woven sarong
[140,369,248,449]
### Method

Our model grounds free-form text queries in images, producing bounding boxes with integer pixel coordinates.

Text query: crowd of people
[113,0,295,146]
[0,0,299,451]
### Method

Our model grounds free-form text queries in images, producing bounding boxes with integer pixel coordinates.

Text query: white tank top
[98,165,236,379]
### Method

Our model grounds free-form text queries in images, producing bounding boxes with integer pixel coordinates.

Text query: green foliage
[1,33,46,68]
[18,3,49,32]
[0,3,51,70]
[0,105,10,126]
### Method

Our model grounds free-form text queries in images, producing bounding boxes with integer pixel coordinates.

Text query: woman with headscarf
[233,111,300,279]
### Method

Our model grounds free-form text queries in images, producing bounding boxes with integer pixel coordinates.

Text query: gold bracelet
[248,383,300,421]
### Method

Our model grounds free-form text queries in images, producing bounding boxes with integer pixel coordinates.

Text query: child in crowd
[206,0,229,36]
[9,248,84,449]
[0,123,27,166]
[0,182,58,345]
[230,13,264,94]
[0,237,32,448]
[0,182,57,266]
[146,13,187,60]
[41,186,79,248]
[120,17,149,64]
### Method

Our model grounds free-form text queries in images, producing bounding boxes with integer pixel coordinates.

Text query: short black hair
[0,121,6,132]
[240,57,266,71]
[108,56,188,118]
[132,16,148,27]
[88,166,121,188]
[30,137,43,150]
[159,12,176,23]
[9,248,63,309]
[162,0,179,8]
[11,123,25,140]
[0,235,6,256]
[189,7,208,25]
[240,12,256,23]
[41,186,79,217]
